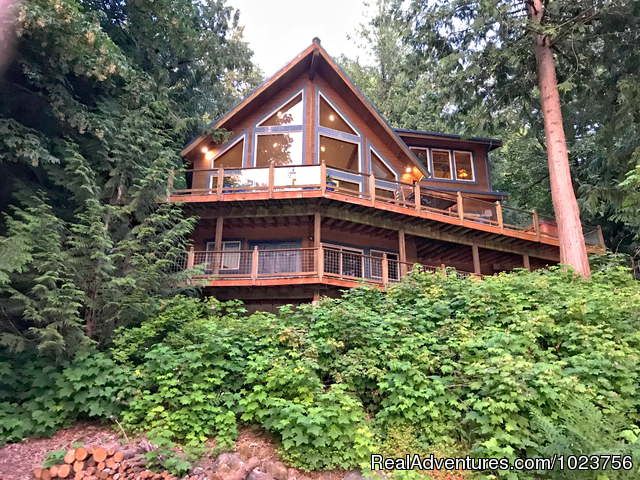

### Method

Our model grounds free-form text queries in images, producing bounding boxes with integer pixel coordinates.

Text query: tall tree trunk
[528,0,591,277]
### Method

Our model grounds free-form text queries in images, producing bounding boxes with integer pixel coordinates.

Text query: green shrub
[0,351,128,444]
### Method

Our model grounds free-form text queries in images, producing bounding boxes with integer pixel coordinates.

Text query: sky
[229,0,374,76]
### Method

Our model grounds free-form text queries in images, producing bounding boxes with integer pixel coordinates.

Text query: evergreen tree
[0,0,260,357]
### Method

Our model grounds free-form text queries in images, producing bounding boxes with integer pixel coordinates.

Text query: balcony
[167,162,605,252]
[172,246,474,289]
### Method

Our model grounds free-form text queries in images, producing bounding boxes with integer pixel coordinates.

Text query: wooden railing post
[268,161,275,198]
[440,263,447,276]
[216,167,224,199]
[251,246,259,284]
[369,174,376,205]
[532,209,540,241]
[414,182,421,211]
[597,225,606,250]
[186,246,195,270]
[457,191,465,224]
[495,201,504,231]
[398,230,407,278]
[166,168,174,201]
[382,253,389,286]
[320,160,327,195]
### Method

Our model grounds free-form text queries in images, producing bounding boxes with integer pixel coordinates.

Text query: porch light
[405,167,412,173]
[321,145,326,152]
[205,151,214,160]
[328,114,335,121]
[201,146,209,153]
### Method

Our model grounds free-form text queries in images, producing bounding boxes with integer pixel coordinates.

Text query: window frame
[370,146,399,181]
[452,150,476,182]
[253,130,305,168]
[255,89,305,128]
[205,240,242,271]
[253,88,306,167]
[430,148,454,180]
[318,91,360,137]
[208,134,246,189]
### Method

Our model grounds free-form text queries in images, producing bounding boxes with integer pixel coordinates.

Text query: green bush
[4,266,640,478]
[0,351,128,444]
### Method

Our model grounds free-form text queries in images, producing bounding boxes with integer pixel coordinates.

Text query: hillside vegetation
[2,267,639,478]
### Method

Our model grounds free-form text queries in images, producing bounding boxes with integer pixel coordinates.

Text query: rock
[213,453,244,472]
[247,468,274,480]
[263,461,288,480]
[343,471,365,480]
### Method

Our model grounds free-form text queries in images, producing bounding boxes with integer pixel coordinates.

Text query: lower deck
[176,211,557,303]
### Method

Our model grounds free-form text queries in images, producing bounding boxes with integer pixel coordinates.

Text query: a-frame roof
[181,39,429,176]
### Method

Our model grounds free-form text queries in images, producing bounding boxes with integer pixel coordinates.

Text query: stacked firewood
[32,446,177,480]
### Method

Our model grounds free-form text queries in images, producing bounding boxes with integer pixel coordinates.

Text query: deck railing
[171,246,469,286]
[168,162,605,250]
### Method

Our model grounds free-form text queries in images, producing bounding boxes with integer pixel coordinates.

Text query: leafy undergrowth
[2,267,640,479]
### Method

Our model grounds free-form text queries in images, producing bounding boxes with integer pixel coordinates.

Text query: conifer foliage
[0,0,260,356]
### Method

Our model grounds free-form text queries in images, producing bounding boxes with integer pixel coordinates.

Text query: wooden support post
[268,161,275,198]
[369,174,376,205]
[398,230,407,277]
[457,191,464,224]
[214,217,223,274]
[251,246,259,284]
[216,167,224,199]
[532,209,540,241]
[320,160,327,195]
[440,263,447,276]
[495,201,504,231]
[523,254,531,271]
[382,253,389,286]
[166,168,174,201]
[414,183,421,211]
[472,244,481,276]
[186,246,195,270]
[312,290,321,304]
[597,225,606,250]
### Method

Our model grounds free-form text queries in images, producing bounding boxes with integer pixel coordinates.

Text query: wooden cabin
[168,39,604,311]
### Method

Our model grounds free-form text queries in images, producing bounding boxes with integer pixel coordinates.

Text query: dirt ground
[0,423,348,480]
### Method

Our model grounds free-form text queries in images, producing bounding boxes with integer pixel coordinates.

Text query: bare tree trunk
[529,0,591,277]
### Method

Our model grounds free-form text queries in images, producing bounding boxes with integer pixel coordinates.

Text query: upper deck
[167,161,605,254]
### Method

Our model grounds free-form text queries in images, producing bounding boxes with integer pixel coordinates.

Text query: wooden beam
[309,48,320,80]
[523,253,531,271]
[472,244,481,275]
[399,230,407,277]
[314,213,321,248]
[214,217,224,251]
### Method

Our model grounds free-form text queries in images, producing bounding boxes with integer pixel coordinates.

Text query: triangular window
[371,150,396,181]
[258,93,303,127]
[320,95,357,135]
[211,139,244,169]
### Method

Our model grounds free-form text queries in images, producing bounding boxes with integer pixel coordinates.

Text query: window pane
[259,93,303,127]
[212,140,243,168]
[411,148,429,169]
[431,150,452,179]
[371,151,396,180]
[319,96,356,135]
[454,151,474,180]
[221,241,241,270]
[256,132,303,167]
[320,135,359,171]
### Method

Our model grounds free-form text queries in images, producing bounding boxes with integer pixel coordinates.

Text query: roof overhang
[395,128,503,151]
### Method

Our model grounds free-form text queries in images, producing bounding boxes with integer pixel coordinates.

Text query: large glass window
[221,241,241,270]
[431,150,452,179]
[454,151,474,181]
[210,139,244,169]
[371,150,396,181]
[259,93,303,127]
[319,96,357,135]
[320,135,359,171]
[256,132,303,167]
